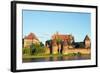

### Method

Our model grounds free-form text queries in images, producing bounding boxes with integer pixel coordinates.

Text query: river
[23,54,91,63]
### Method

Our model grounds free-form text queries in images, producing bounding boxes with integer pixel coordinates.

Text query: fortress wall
[62,48,91,55]
[52,46,58,54]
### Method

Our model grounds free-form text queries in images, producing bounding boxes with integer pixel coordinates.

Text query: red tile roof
[52,34,70,41]
[24,33,39,40]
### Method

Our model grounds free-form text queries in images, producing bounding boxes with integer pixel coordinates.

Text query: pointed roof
[24,33,39,40]
[84,35,90,41]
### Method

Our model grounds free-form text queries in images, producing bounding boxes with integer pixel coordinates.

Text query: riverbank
[22,53,91,59]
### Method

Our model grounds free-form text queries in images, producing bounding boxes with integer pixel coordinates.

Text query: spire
[84,35,90,41]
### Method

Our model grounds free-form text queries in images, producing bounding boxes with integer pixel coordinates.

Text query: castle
[45,32,74,54]
[23,32,91,55]
[23,33,40,48]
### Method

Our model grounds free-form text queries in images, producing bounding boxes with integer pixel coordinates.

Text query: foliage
[56,38,62,44]
[77,52,81,56]
[30,43,46,55]
[40,42,44,47]
[22,48,31,55]
[45,40,51,45]
[74,42,85,48]
[67,52,81,56]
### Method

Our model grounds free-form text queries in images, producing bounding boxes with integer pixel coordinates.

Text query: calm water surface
[23,54,91,63]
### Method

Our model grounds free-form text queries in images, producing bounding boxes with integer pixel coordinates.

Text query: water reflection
[23,54,91,63]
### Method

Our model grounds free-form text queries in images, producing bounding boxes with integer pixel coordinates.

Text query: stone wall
[23,39,40,48]
[51,44,90,55]
[52,45,58,54]
[62,48,91,55]
[85,40,91,48]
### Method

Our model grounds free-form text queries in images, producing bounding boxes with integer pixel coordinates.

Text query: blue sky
[23,10,91,44]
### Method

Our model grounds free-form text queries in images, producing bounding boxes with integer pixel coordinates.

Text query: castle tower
[84,35,91,49]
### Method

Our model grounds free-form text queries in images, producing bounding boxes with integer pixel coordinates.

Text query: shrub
[30,43,46,55]
[22,48,31,55]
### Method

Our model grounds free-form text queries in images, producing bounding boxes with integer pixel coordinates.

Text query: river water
[23,54,90,63]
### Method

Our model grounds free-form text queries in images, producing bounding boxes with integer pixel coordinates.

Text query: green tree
[30,43,35,55]
[40,42,44,47]
[56,38,62,44]
[46,40,51,44]
[30,43,46,55]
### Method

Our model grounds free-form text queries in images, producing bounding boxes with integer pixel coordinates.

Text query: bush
[74,42,85,48]
[30,43,46,55]
[40,42,44,47]
[77,52,81,56]
[67,52,81,56]
[22,48,31,55]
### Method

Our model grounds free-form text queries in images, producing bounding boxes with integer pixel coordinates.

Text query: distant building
[84,35,91,49]
[23,33,40,48]
[52,32,74,44]
[23,32,91,55]
[47,32,75,54]
[73,35,91,49]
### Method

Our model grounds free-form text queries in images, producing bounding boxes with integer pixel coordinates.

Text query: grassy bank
[22,53,91,59]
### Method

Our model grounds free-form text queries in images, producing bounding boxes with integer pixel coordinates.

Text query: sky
[23,10,91,44]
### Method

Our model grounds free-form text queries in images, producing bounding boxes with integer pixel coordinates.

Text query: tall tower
[84,35,91,49]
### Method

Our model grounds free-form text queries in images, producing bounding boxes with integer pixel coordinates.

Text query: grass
[22,52,90,59]
[23,54,62,59]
